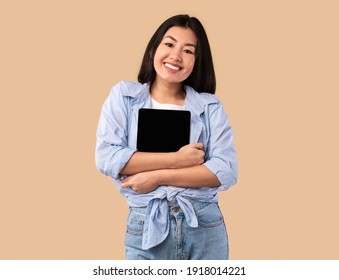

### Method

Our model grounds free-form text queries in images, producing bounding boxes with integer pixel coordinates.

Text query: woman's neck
[150,80,186,105]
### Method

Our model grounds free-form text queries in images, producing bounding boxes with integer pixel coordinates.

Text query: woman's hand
[120,171,161,194]
[176,143,205,168]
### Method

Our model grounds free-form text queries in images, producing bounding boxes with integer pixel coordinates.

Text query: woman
[95,14,238,259]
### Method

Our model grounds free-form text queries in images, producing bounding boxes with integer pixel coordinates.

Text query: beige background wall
[1,0,338,259]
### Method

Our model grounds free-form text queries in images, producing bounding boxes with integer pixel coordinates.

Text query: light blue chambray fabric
[95,81,238,249]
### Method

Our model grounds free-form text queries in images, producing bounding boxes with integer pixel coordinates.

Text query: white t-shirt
[151,98,185,110]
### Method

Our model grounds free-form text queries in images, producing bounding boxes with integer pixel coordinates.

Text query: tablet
[137,108,191,152]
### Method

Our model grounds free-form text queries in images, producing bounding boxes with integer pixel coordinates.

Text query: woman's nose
[170,49,182,62]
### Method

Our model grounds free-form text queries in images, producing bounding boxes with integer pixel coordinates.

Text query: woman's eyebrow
[164,35,196,48]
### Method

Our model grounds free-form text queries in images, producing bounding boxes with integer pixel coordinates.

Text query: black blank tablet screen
[137,108,191,152]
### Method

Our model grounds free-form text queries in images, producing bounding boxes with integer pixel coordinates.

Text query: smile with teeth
[164,63,181,71]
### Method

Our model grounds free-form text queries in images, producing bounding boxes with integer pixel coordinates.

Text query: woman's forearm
[156,165,221,188]
[120,143,205,175]
[120,151,179,175]
[120,164,221,194]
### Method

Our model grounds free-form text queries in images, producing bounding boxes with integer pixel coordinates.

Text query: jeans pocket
[126,207,145,236]
[196,202,224,228]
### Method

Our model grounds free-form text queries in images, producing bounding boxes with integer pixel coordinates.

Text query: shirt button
[172,207,180,213]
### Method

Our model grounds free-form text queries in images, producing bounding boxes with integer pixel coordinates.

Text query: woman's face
[153,26,197,86]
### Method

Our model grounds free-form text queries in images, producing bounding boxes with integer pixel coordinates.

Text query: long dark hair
[138,14,216,94]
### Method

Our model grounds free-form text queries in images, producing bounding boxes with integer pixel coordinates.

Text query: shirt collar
[122,82,218,116]
[184,85,218,116]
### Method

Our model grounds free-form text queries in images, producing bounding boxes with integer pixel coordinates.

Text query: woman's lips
[164,62,181,71]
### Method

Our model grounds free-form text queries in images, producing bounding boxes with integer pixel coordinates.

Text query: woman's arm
[156,165,220,187]
[119,143,205,175]
[120,165,220,194]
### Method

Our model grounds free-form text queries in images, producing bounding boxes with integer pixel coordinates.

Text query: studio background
[1,0,338,259]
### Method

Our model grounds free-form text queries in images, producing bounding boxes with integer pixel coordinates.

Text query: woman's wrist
[153,169,169,186]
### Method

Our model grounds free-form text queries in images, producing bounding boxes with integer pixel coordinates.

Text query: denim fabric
[125,202,228,260]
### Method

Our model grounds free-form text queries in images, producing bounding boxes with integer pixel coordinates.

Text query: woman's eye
[184,49,194,54]
[164,43,173,47]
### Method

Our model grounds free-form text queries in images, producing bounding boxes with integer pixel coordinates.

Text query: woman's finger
[120,181,130,188]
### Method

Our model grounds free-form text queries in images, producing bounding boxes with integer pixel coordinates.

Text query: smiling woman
[138,14,216,94]
[152,26,197,100]
[95,14,238,260]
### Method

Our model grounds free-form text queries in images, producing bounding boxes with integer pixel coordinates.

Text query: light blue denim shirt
[95,81,238,249]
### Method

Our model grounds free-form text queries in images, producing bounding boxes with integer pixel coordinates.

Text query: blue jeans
[124,201,229,260]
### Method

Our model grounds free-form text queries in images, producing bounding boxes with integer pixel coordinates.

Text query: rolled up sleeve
[95,83,136,178]
[203,101,238,191]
